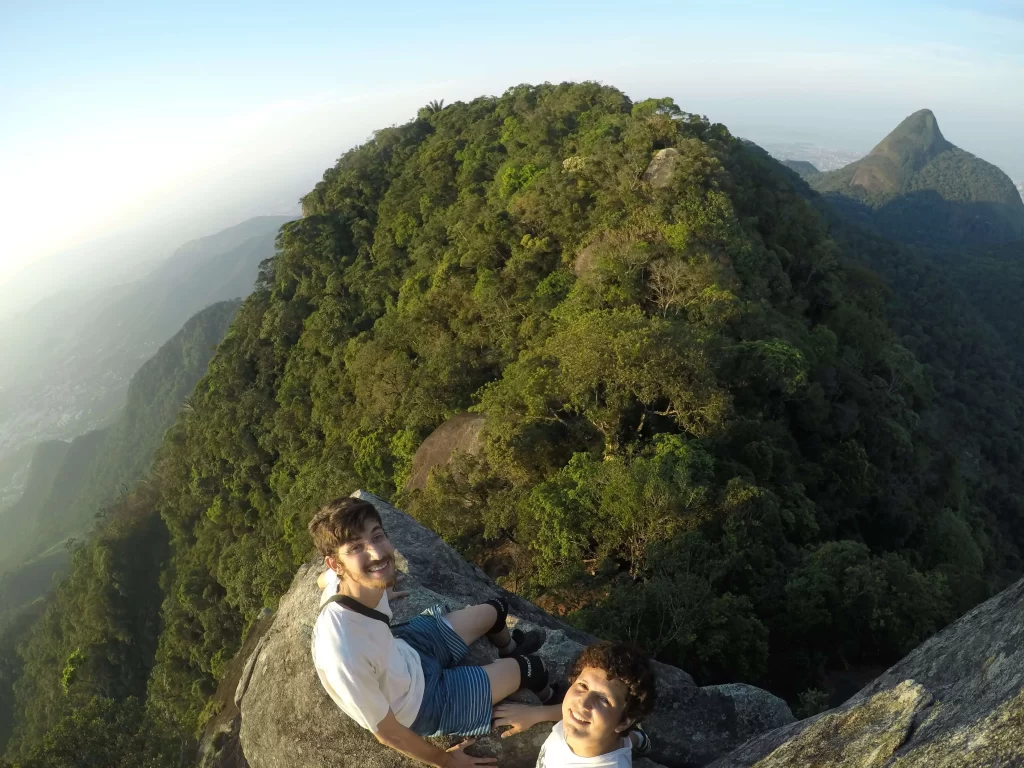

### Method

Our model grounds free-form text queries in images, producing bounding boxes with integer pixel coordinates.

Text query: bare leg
[483,658,521,704]
[445,604,511,648]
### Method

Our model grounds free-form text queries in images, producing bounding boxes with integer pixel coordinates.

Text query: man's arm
[491,702,562,738]
[374,711,496,768]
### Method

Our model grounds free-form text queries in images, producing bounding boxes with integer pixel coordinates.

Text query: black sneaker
[497,627,546,657]
[631,723,652,756]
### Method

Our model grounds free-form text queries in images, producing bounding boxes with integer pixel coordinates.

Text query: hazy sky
[1,0,1022,311]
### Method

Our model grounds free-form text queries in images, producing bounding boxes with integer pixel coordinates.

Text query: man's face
[561,666,632,754]
[329,519,396,590]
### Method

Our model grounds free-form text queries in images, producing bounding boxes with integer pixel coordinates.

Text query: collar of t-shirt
[541,721,632,767]
[318,568,394,621]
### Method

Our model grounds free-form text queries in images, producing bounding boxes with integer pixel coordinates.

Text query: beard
[343,555,396,589]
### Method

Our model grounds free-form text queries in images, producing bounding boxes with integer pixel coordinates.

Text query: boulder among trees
[403,413,486,492]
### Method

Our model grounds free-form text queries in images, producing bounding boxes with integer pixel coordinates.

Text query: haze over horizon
[2,0,1022,315]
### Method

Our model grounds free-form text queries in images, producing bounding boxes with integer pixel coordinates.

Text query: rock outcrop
[710,576,1024,767]
[201,491,793,768]
[403,413,486,492]
[642,148,681,189]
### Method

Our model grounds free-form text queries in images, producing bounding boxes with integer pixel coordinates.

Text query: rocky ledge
[199,491,793,768]
[709,575,1024,767]
[200,489,1024,767]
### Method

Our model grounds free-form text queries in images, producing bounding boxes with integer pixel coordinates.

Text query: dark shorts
[393,603,493,737]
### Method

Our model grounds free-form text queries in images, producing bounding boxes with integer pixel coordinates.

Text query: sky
[1,0,1022,313]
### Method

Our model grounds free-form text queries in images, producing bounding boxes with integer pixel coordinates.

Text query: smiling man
[492,642,656,767]
[309,496,553,768]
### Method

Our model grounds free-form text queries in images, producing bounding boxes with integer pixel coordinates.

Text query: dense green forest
[809,110,1024,247]
[4,83,1024,766]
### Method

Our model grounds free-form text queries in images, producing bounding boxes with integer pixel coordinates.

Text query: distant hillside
[0,216,290,500]
[0,301,238,754]
[0,300,241,576]
[0,446,36,512]
[810,110,1024,246]
[782,159,820,179]
[0,442,71,570]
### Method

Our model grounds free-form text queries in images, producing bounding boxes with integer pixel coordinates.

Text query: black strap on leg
[513,654,549,693]
[484,597,509,636]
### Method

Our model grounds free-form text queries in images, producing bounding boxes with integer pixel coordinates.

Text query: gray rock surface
[710,577,1024,767]
[642,148,681,189]
[207,491,793,768]
[404,413,486,492]
[197,608,275,768]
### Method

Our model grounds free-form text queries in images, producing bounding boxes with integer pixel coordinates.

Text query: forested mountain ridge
[4,83,1024,765]
[809,109,1024,246]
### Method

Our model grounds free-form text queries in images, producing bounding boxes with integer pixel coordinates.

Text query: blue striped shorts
[393,603,493,737]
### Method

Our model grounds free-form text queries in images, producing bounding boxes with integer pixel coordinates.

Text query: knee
[483,597,509,635]
[513,654,549,693]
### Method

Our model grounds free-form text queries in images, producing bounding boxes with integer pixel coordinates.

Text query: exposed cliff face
[710,576,1024,767]
[200,491,793,768]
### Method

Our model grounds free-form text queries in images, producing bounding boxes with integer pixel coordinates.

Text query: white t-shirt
[536,721,632,768]
[311,570,425,732]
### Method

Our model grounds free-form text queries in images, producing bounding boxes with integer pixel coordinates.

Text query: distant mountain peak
[869,108,951,164]
[847,109,952,194]
[808,109,1024,246]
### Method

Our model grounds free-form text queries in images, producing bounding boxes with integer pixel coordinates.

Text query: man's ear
[614,716,636,734]
[324,555,341,575]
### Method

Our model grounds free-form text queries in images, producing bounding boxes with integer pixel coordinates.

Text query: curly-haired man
[492,641,656,767]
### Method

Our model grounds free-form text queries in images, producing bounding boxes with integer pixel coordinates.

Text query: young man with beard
[309,497,554,768]
[492,642,655,767]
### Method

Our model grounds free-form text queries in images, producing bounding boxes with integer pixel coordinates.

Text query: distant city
[758,141,864,172]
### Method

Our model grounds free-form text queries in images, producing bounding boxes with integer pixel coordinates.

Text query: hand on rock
[444,738,497,767]
[492,702,542,737]
[387,571,410,602]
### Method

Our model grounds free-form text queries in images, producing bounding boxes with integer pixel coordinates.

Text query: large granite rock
[404,413,486,492]
[642,148,681,189]
[710,577,1024,767]
[202,491,793,768]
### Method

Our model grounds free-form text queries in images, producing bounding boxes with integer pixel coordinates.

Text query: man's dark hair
[308,497,384,558]
[568,641,656,722]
